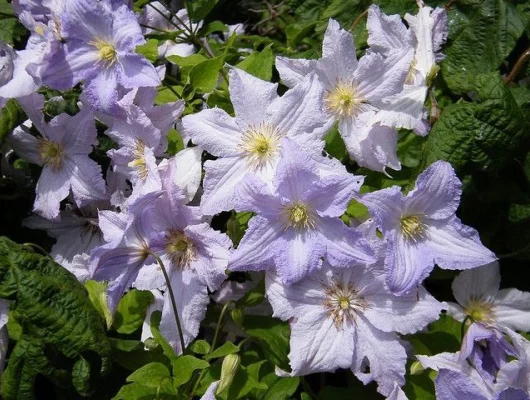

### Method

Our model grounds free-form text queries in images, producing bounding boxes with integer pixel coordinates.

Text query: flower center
[37,139,65,170]
[281,202,315,231]
[128,140,149,180]
[323,280,367,328]
[165,229,196,269]
[400,214,425,241]
[240,123,282,171]
[324,80,366,119]
[91,37,117,67]
[465,297,495,324]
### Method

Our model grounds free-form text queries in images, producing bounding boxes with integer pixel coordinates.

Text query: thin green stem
[188,301,234,398]
[149,251,186,353]
[23,243,53,260]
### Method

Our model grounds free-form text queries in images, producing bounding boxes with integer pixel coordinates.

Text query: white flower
[266,263,442,396]
[446,262,530,331]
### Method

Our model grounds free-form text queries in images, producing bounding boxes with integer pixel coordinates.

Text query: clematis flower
[0,300,9,377]
[459,322,515,384]
[90,192,163,313]
[139,2,198,58]
[38,0,160,113]
[366,3,448,135]
[418,328,530,399]
[276,19,414,172]
[446,261,530,331]
[229,138,374,284]
[181,67,339,215]
[359,160,496,295]
[24,204,105,281]
[7,94,107,220]
[266,262,443,396]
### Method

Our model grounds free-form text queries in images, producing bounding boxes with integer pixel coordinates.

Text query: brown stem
[505,46,530,84]
[350,9,368,32]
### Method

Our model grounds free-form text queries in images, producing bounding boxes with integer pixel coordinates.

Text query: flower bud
[216,353,240,394]
[231,307,244,328]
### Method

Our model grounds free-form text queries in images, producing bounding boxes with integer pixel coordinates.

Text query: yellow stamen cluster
[465,297,495,324]
[128,140,149,180]
[165,230,196,269]
[240,123,282,170]
[90,37,117,67]
[323,280,368,328]
[400,214,426,242]
[281,202,315,231]
[324,80,366,119]
[37,139,65,170]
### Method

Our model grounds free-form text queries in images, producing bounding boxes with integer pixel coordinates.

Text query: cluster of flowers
[1,0,530,398]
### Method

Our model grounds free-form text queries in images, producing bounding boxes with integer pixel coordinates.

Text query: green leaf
[236,278,265,308]
[204,341,240,360]
[407,314,461,356]
[136,39,159,63]
[442,0,526,93]
[421,73,530,173]
[202,20,228,36]
[167,53,208,67]
[227,212,253,246]
[243,316,290,370]
[172,355,209,387]
[189,55,225,93]
[109,338,168,371]
[150,311,179,362]
[324,124,347,161]
[84,280,113,329]
[127,362,172,388]
[187,0,218,21]
[113,289,154,334]
[0,99,25,146]
[261,376,299,400]
[0,237,111,399]
[189,339,211,355]
[0,0,27,45]
[236,45,275,81]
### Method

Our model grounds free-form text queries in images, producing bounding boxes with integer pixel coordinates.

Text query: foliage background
[1,0,530,398]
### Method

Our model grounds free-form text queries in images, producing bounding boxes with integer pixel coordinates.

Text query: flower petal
[118,54,160,89]
[367,5,412,54]
[181,108,242,157]
[493,289,530,331]
[33,166,71,220]
[405,160,462,220]
[275,56,317,88]
[425,217,497,271]
[451,261,500,308]
[201,157,248,215]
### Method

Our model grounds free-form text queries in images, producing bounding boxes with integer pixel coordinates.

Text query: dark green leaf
[0,237,111,399]
[204,341,240,360]
[189,339,211,355]
[188,0,218,21]
[236,45,275,81]
[0,99,25,146]
[243,316,290,370]
[172,355,209,387]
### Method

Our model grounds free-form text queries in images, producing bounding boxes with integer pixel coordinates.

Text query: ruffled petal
[451,262,500,308]
[118,54,160,89]
[319,19,358,84]
[367,5,412,54]
[201,157,248,215]
[275,56,317,88]
[181,108,242,157]
[352,316,407,396]
[405,160,462,220]
[66,155,107,207]
[83,67,119,113]
[425,217,497,270]
[228,67,278,127]
[33,165,71,220]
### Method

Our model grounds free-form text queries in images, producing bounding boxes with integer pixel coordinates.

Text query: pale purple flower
[418,329,530,400]
[460,322,515,384]
[24,204,105,281]
[90,192,163,313]
[229,138,374,284]
[360,160,497,295]
[7,94,107,220]
[386,383,408,400]
[0,300,9,377]
[181,67,341,215]
[139,3,198,58]
[366,4,448,135]
[38,0,160,113]
[276,19,414,172]
[266,262,443,396]
[447,262,530,331]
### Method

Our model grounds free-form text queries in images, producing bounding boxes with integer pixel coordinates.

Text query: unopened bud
[216,353,240,394]
[231,307,244,328]
[410,360,424,375]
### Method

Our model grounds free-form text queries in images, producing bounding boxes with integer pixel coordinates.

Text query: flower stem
[149,251,186,353]
[188,301,233,398]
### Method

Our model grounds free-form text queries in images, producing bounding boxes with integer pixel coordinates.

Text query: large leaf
[442,0,526,94]
[113,289,154,335]
[0,99,25,146]
[421,73,529,173]
[0,237,111,399]
[243,316,290,370]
